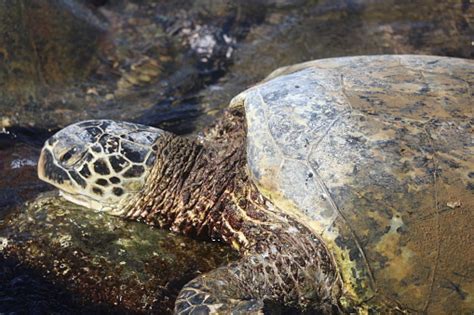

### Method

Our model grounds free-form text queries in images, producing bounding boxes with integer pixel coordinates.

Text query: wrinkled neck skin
[124,109,342,311]
[124,110,247,244]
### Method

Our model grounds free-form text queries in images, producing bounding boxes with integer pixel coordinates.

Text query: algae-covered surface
[0,193,237,313]
[0,0,472,313]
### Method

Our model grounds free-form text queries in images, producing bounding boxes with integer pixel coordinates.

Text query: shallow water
[0,0,472,313]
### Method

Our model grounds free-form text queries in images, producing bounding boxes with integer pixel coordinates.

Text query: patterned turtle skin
[38,120,164,214]
[38,55,474,314]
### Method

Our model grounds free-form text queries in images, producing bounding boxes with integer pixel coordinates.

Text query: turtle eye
[61,151,73,162]
[60,147,83,167]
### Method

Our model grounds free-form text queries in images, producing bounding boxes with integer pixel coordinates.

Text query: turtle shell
[231,55,474,313]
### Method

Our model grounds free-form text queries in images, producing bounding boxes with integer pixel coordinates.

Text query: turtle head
[38,120,165,215]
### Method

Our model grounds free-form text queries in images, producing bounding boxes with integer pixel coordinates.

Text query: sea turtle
[37,55,474,314]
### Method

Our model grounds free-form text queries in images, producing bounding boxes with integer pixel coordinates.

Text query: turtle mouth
[59,190,129,216]
[59,190,104,211]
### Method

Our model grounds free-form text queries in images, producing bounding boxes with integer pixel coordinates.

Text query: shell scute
[237,55,474,313]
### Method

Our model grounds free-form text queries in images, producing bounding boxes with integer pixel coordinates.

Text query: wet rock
[0,193,237,313]
[0,0,266,133]
[0,254,117,314]
[2,0,469,133]
[0,139,51,222]
[196,0,473,129]
[0,1,106,92]
[0,189,21,214]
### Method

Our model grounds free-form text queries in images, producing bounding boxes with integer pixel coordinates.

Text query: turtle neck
[122,109,287,250]
[122,109,253,246]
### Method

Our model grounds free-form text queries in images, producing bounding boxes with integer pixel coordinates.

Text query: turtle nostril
[47,137,58,146]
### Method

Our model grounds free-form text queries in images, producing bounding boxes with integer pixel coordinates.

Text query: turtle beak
[37,145,71,188]
[37,147,47,182]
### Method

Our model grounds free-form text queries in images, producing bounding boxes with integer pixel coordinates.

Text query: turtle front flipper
[175,229,342,315]
[175,262,264,315]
